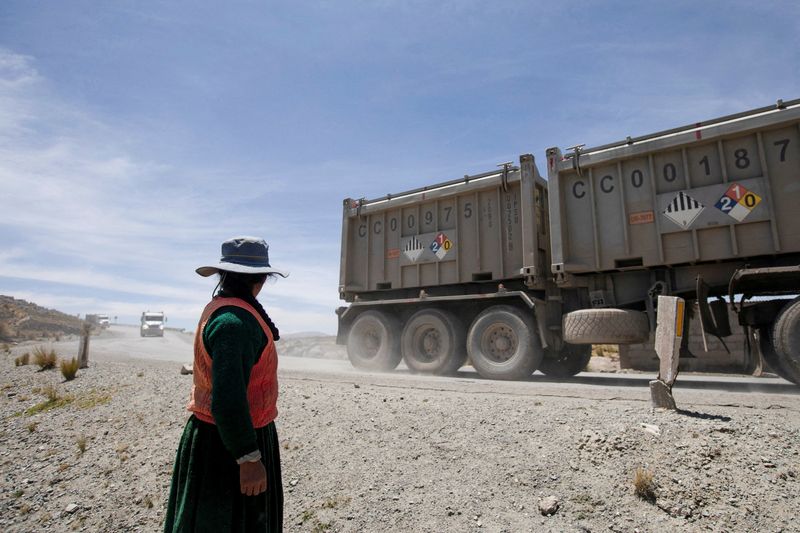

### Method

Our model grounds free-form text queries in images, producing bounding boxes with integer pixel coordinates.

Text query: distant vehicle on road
[140,311,166,337]
[86,314,110,329]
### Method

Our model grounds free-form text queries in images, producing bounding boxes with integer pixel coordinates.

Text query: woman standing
[165,236,287,532]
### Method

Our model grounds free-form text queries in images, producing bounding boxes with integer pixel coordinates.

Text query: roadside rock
[538,496,559,516]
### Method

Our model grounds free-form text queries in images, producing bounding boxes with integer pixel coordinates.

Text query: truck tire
[563,309,650,345]
[757,327,799,384]
[401,309,466,375]
[770,298,800,384]
[538,344,592,377]
[346,311,402,371]
[466,305,542,380]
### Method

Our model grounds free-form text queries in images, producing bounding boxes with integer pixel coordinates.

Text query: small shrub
[143,494,154,509]
[43,384,59,403]
[15,353,30,366]
[2,343,10,354]
[77,435,87,455]
[633,466,656,501]
[26,422,37,433]
[32,346,57,370]
[60,358,79,381]
[0,321,12,341]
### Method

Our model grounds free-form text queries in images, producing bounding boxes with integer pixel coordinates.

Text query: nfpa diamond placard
[715,183,761,222]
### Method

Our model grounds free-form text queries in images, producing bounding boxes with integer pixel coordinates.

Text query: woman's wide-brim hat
[196,236,289,278]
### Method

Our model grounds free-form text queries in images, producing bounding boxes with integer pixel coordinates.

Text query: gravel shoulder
[1,343,799,533]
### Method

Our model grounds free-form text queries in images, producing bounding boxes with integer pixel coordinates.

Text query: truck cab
[140,311,166,337]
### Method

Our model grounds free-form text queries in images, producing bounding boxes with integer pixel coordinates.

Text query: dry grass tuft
[26,422,37,433]
[15,353,30,366]
[32,346,57,370]
[633,466,656,501]
[22,385,71,416]
[60,357,80,381]
[43,384,59,402]
[77,434,87,455]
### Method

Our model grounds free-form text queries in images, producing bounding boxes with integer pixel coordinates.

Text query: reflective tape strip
[675,300,685,338]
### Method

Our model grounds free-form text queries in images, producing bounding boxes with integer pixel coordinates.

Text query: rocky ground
[0,341,799,532]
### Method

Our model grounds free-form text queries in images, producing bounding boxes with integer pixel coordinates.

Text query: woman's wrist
[236,450,262,464]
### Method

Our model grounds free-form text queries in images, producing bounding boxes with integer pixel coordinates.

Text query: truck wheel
[770,298,800,384]
[538,344,592,377]
[401,309,466,375]
[346,311,402,371]
[757,327,799,384]
[466,305,542,380]
[563,309,650,345]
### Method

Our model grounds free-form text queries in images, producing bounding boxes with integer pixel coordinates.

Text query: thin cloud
[0,47,341,333]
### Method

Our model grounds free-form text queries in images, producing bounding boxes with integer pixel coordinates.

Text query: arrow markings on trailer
[403,236,424,262]
[663,192,704,229]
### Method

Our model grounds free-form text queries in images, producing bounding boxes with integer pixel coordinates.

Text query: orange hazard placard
[629,211,655,225]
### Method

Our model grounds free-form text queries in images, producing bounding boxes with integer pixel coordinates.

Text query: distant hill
[281,331,332,339]
[0,295,84,342]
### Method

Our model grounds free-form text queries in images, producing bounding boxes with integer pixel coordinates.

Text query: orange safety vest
[187,297,278,428]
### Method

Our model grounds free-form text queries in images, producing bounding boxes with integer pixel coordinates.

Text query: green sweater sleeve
[202,306,268,459]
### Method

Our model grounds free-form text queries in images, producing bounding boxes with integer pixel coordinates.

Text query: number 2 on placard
[718,196,734,212]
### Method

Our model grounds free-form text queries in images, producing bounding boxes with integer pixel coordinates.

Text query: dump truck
[337,98,800,383]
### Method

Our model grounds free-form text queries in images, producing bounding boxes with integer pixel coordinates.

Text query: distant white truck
[85,314,110,329]
[140,311,166,337]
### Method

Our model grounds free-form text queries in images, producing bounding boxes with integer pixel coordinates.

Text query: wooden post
[78,322,91,369]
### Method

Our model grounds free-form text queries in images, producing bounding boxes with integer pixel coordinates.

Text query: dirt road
[1,327,798,532]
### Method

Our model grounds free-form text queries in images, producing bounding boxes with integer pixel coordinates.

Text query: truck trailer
[336,98,800,383]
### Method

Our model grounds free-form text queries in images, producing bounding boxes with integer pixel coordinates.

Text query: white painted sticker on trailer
[663,191,704,229]
[403,236,424,262]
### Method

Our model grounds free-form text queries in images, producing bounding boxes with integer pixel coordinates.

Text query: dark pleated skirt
[164,416,283,532]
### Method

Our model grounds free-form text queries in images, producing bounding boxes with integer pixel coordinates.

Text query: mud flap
[696,276,732,354]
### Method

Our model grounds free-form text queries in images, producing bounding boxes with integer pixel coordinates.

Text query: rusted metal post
[649,295,685,410]
[78,322,91,369]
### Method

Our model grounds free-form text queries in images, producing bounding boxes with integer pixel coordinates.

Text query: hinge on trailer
[356,197,366,218]
[567,144,585,178]
[497,161,514,192]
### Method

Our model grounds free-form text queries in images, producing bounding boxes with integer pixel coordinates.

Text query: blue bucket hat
[196,236,289,278]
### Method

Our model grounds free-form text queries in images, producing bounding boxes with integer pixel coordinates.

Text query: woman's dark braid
[218,272,280,341]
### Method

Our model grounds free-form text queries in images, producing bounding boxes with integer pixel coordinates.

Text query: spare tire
[563,309,650,345]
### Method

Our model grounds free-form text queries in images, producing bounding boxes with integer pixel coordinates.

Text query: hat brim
[196,263,289,278]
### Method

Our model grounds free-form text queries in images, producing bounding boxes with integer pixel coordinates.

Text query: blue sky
[1,1,798,333]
